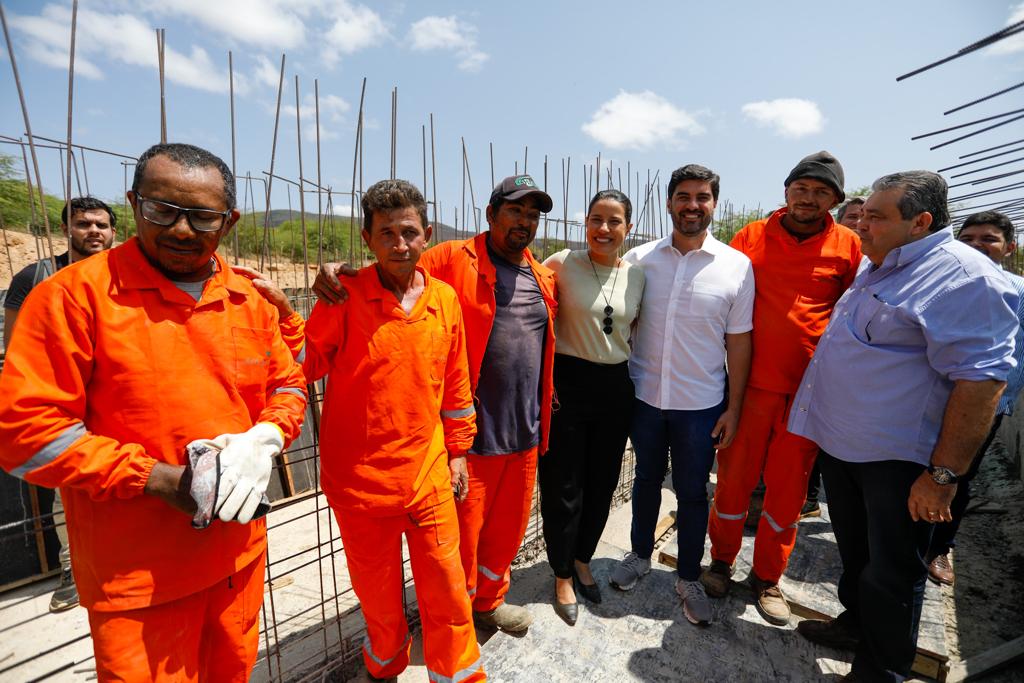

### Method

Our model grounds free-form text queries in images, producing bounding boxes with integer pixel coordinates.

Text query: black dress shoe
[553,591,578,626]
[797,617,860,652]
[573,571,602,604]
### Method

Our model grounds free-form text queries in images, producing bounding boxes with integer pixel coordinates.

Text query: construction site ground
[1,446,1023,682]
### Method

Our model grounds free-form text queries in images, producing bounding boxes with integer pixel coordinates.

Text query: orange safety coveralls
[301,265,485,682]
[0,238,307,682]
[708,209,861,582]
[420,233,558,612]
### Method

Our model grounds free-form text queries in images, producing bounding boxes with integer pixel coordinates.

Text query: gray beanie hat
[784,151,846,202]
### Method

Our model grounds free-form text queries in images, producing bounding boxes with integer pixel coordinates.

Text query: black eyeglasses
[135,194,230,233]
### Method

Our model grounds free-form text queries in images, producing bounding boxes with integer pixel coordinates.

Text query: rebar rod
[945,81,1024,115]
[912,107,1024,141]
[63,1,77,238]
[229,51,239,264]
[156,29,166,143]
[260,54,287,272]
[938,146,1024,172]
[950,156,1024,178]
[464,139,479,232]
[896,20,1024,81]
[314,80,326,268]
[295,75,311,295]
[931,113,1024,150]
[961,138,1024,158]
[348,78,366,264]
[430,113,438,229]
[1,2,57,271]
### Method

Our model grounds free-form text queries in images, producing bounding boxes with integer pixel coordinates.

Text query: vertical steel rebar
[1,3,57,271]
[261,54,287,272]
[314,80,325,268]
[228,51,240,264]
[156,28,166,143]
[349,78,367,264]
[430,114,438,230]
[295,76,311,296]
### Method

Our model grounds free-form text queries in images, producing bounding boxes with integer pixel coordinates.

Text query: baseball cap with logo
[489,174,554,213]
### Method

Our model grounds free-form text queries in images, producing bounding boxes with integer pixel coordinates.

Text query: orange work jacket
[730,209,862,395]
[419,232,558,455]
[0,238,307,611]
[302,266,476,514]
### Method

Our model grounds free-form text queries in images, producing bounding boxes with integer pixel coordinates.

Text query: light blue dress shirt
[788,228,1019,466]
[998,270,1024,415]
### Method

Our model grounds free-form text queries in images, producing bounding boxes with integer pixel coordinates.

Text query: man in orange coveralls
[293,179,484,682]
[314,174,558,635]
[0,142,307,682]
[701,151,862,625]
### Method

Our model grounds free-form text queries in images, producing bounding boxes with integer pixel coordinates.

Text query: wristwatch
[927,465,959,485]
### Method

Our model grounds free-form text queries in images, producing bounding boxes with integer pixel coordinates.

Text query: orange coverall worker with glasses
[300,265,485,683]
[420,231,558,616]
[0,238,307,681]
[708,205,861,584]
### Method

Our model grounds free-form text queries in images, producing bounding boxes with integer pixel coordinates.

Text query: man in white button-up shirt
[608,164,754,627]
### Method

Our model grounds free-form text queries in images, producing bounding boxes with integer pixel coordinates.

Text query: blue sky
[1,0,1022,233]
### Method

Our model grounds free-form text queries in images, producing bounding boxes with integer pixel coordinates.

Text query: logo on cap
[514,176,536,188]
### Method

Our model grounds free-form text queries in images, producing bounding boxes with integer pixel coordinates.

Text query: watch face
[931,467,956,485]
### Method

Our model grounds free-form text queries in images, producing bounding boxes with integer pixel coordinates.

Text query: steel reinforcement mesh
[0,290,639,683]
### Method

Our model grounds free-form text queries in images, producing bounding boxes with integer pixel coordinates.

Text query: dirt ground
[943,438,1024,681]
[0,229,318,290]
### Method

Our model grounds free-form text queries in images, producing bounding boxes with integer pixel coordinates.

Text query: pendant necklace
[588,253,621,335]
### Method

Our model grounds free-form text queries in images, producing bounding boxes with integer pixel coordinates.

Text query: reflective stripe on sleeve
[11,422,87,479]
[428,658,484,683]
[441,406,475,420]
[273,387,305,399]
[295,344,306,363]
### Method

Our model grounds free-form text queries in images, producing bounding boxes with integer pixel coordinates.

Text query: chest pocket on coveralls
[799,267,842,304]
[430,329,451,382]
[232,327,275,397]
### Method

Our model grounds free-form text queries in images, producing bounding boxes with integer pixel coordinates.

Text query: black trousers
[540,354,634,579]
[928,414,1002,557]
[819,452,934,683]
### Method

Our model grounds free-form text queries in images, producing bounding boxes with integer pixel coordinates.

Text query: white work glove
[213,423,284,524]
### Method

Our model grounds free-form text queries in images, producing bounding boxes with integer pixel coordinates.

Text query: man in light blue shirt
[925,209,1024,586]
[789,171,1018,682]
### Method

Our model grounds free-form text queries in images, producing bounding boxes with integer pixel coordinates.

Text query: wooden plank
[946,635,1024,682]
[653,512,676,542]
[26,485,49,574]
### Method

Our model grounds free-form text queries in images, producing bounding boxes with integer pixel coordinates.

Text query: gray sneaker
[676,578,713,626]
[609,552,651,591]
[49,567,79,613]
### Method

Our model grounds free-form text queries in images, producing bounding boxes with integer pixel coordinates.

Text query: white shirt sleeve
[725,260,755,334]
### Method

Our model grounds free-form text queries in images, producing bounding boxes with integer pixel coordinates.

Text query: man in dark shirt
[2,196,116,613]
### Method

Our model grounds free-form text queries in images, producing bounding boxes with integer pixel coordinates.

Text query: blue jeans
[629,398,723,581]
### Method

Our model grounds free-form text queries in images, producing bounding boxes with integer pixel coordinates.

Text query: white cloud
[322,3,390,67]
[9,4,234,92]
[581,90,705,150]
[253,54,284,90]
[987,2,1024,55]
[137,0,306,50]
[408,16,489,72]
[741,98,825,138]
[282,92,351,141]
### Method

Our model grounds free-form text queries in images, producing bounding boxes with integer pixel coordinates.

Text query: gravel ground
[942,437,1024,681]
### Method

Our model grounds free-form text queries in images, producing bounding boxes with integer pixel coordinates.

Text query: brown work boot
[928,553,954,586]
[749,574,791,626]
[473,603,533,634]
[699,560,734,598]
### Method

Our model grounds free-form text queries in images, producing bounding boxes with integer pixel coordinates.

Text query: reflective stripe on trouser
[335,496,484,682]
[458,448,538,612]
[88,550,265,683]
[708,387,819,583]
